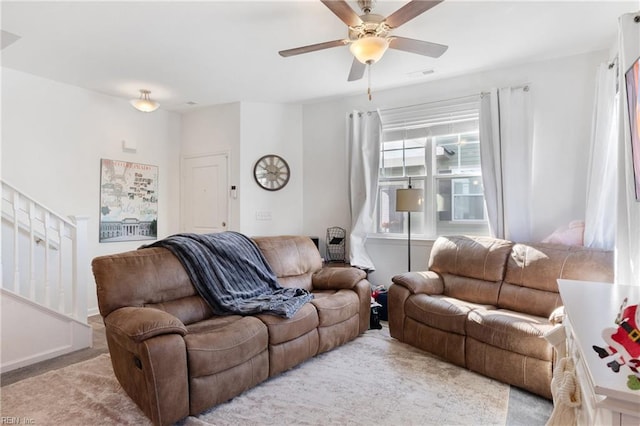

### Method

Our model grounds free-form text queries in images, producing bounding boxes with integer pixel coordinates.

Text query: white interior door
[182,154,228,234]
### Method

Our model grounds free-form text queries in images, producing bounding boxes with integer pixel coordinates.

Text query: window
[377,99,489,238]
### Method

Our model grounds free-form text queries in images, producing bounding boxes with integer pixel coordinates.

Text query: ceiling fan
[278,0,448,82]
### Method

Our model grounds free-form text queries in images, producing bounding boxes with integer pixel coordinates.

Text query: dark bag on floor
[370,306,382,330]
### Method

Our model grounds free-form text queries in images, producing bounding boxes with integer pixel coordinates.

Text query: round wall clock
[253,154,290,191]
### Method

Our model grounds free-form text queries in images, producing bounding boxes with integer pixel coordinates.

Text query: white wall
[302,103,351,256]
[180,101,304,237]
[1,289,92,372]
[239,102,303,236]
[302,50,608,288]
[180,102,241,230]
[1,68,182,314]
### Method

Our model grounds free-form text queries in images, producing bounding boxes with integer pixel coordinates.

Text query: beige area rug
[1,327,509,425]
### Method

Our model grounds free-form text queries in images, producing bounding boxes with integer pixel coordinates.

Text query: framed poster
[99,159,158,242]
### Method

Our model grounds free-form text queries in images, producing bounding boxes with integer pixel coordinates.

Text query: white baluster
[44,211,51,307]
[28,200,36,300]
[58,221,65,312]
[12,190,20,294]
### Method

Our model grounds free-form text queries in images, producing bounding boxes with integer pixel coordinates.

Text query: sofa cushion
[497,284,561,319]
[500,243,614,317]
[253,236,323,291]
[403,317,467,367]
[405,294,495,335]
[93,247,197,317]
[146,295,213,326]
[267,329,319,376]
[256,302,319,345]
[311,289,359,327]
[312,267,367,290]
[466,337,553,399]
[466,309,554,361]
[277,273,316,290]
[185,315,268,378]
[429,235,513,282]
[441,274,503,306]
[317,315,359,354]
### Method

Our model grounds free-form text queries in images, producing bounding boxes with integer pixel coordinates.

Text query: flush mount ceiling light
[130,89,159,112]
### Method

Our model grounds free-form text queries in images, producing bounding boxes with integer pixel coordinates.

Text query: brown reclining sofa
[389,235,613,399]
[92,235,371,425]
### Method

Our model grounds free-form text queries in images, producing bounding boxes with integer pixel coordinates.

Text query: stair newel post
[70,216,89,321]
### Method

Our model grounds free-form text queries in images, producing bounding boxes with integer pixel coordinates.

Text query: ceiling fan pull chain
[367,63,372,101]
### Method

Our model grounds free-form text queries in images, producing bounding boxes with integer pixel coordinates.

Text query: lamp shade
[396,188,423,212]
[130,89,159,112]
[349,36,389,64]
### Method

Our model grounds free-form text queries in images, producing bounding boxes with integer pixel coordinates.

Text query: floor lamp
[396,180,423,272]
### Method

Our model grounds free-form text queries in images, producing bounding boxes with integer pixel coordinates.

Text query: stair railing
[1,180,88,322]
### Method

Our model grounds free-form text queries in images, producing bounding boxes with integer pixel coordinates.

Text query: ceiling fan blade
[385,0,443,28]
[320,0,362,27]
[347,58,366,82]
[389,36,448,58]
[279,39,348,57]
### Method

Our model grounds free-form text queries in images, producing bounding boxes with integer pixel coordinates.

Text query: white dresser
[558,279,640,425]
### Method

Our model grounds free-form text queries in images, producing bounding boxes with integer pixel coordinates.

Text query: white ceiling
[1,1,637,111]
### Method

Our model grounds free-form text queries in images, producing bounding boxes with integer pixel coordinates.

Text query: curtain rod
[376,93,480,115]
[480,84,531,97]
[373,84,531,115]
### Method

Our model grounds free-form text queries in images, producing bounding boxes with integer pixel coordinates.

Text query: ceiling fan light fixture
[130,89,159,112]
[349,36,388,64]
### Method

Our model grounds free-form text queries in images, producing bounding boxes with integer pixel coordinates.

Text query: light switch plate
[256,211,272,221]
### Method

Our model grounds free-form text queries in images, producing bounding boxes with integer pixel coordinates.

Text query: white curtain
[479,91,504,238]
[348,110,381,271]
[479,86,533,242]
[584,62,618,250]
[615,12,640,286]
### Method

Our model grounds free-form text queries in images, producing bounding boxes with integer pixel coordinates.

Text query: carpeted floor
[1,325,552,425]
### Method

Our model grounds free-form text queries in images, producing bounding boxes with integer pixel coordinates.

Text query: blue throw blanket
[143,232,313,318]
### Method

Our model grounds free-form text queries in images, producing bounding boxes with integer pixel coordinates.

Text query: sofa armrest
[312,267,367,290]
[549,306,565,325]
[105,306,188,344]
[104,308,190,425]
[391,271,444,295]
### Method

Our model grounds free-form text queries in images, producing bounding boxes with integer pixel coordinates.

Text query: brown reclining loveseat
[92,235,371,425]
[389,235,613,398]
